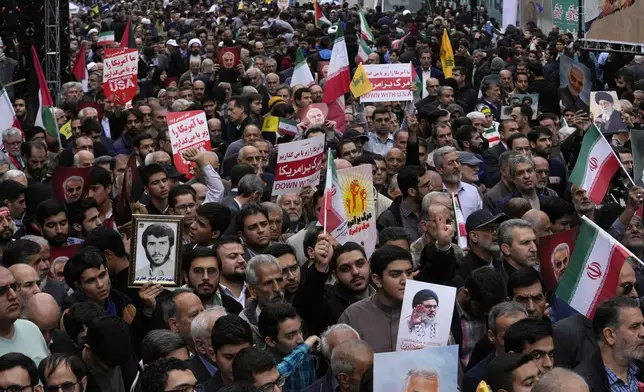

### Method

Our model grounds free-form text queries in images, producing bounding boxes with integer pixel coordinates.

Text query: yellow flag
[475,381,492,392]
[350,63,373,98]
[90,5,99,15]
[238,1,244,10]
[440,28,455,78]
[59,121,72,139]
[262,116,279,132]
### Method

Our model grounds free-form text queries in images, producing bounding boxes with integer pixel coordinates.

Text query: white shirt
[444,182,483,220]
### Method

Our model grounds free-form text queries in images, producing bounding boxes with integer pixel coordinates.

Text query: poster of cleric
[129,214,183,287]
[272,135,325,196]
[396,280,456,351]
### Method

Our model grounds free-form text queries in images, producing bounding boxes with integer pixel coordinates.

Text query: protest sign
[501,93,539,120]
[277,0,289,9]
[559,56,591,113]
[396,280,456,351]
[337,164,378,257]
[167,111,212,176]
[539,226,580,291]
[272,135,325,196]
[590,91,628,134]
[360,63,413,102]
[103,48,138,104]
[374,345,458,392]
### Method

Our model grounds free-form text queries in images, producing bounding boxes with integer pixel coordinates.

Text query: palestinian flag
[357,37,372,64]
[319,149,349,244]
[72,44,88,92]
[119,17,136,49]
[314,0,330,26]
[28,46,57,142]
[98,31,115,45]
[556,217,632,318]
[392,32,410,50]
[452,193,468,249]
[410,66,422,97]
[0,80,20,133]
[359,10,374,42]
[569,124,619,205]
[290,48,314,87]
[322,25,350,104]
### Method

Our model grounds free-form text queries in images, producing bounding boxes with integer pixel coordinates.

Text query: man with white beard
[594,91,626,134]
[433,146,482,220]
[457,209,507,280]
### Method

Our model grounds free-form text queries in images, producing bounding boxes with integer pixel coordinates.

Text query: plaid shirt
[455,292,486,369]
[605,363,639,392]
[276,343,316,392]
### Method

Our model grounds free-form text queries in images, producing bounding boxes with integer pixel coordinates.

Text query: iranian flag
[484,126,500,147]
[28,46,58,142]
[278,118,298,137]
[290,48,314,88]
[98,31,115,45]
[357,38,372,64]
[314,0,330,26]
[556,217,634,318]
[569,124,619,205]
[0,80,20,133]
[322,25,350,105]
[319,149,349,244]
[359,10,374,42]
[72,44,88,92]
[452,193,467,249]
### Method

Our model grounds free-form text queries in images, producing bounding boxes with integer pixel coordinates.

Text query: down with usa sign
[103,48,138,104]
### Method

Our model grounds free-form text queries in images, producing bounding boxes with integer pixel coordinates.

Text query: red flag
[119,17,136,49]
[538,226,580,291]
[72,45,86,82]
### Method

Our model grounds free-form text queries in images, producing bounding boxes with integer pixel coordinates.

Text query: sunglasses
[0,282,18,297]
[621,282,635,295]
[45,381,80,392]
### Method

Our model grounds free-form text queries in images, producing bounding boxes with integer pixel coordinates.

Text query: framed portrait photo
[129,214,183,287]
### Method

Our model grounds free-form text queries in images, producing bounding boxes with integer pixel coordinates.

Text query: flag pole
[581,215,644,266]
[323,148,329,234]
[596,125,636,187]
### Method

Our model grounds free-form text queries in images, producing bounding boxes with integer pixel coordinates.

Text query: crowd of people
[0,0,643,391]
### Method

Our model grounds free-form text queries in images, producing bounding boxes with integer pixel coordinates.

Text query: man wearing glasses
[39,354,87,392]
[0,267,49,365]
[141,357,201,392]
[364,108,395,156]
[0,352,42,392]
[457,209,508,281]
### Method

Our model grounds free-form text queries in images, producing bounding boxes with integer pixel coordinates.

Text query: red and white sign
[168,110,212,176]
[272,135,325,196]
[103,48,138,104]
[360,63,413,103]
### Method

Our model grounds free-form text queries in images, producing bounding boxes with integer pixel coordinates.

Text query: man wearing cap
[459,152,484,187]
[0,180,26,234]
[343,130,369,157]
[457,209,507,280]
[594,91,626,134]
[166,39,186,78]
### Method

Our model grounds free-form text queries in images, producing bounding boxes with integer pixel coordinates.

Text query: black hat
[342,129,369,143]
[594,91,614,104]
[465,209,509,232]
[162,164,187,181]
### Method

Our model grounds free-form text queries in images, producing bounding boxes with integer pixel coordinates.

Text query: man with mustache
[560,63,589,113]
[136,223,175,279]
[458,210,508,280]
[182,247,242,315]
[239,254,286,347]
[434,146,482,220]
[35,199,83,251]
[0,207,14,259]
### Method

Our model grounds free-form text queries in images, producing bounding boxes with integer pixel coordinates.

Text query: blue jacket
[414,65,445,83]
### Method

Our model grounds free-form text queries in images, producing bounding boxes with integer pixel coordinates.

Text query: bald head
[191,183,207,205]
[532,368,589,392]
[26,292,59,344]
[145,151,172,166]
[334,159,352,170]
[522,209,553,237]
[422,192,452,213]
[73,150,95,168]
[8,264,41,301]
[427,170,443,192]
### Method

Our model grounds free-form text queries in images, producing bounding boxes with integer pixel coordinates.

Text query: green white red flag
[98,31,115,45]
[322,25,350,105]
[357,38,372,64]
[359,10,374,42]
[556,217,635,318]
[568,124,619,204]
[452,193,467,249]
[290,48,315,88]
[319,149,348,243]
